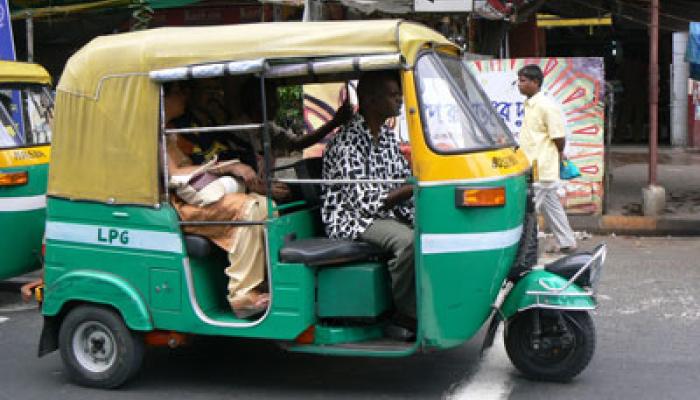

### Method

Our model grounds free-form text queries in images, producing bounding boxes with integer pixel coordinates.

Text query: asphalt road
[1,235,699,399]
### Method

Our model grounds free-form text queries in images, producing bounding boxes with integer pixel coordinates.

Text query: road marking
[445,327,514,400]
[0,317,8,324]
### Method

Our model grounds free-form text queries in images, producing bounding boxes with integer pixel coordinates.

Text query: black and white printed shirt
[321,113,414,240]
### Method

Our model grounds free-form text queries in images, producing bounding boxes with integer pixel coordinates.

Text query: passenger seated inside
[164,81,270,319]
[163,79,354,319]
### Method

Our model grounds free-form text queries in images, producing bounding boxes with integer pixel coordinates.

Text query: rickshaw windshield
[415,52,515,154]
[0,85,53,148]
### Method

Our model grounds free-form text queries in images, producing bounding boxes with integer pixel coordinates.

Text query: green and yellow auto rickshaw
[38,20,606,388]
[0,60,53,281]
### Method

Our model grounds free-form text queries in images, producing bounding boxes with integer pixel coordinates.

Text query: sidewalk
[569,145,700,236]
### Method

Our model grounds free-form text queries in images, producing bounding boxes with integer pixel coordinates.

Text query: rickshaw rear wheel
[504,310,595,382]
[58,304,144,389]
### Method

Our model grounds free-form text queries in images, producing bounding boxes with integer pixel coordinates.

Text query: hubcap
[72,321,117,373]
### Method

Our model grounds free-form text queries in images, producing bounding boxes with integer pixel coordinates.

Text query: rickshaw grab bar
[528,244,608,295]
[165,124,264,135]
[179,220,266,226]
[275,178,408,185]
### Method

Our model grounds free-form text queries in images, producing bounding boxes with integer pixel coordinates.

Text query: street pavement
[1,235,699,399]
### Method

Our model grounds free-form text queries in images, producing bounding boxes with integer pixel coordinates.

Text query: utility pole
[642,0,666,216]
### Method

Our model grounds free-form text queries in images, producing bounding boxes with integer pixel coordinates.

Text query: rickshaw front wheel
[58,305,144,389]
[504,310,595,382]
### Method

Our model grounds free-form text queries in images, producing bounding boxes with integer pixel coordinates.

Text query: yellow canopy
[49,20,456,205]
[0,61,52,85]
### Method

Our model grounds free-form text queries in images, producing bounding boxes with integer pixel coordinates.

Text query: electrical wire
[567,0,692,30]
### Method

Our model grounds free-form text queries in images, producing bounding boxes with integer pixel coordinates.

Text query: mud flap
[480,310,502,355]
[38,316,58,357]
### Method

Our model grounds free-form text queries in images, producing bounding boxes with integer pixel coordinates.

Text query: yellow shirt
[520,91,565,182]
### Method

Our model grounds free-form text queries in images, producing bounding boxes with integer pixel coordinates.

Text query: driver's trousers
[360,218,416,319]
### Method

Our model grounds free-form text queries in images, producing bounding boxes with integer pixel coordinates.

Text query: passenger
[320,71,416,334]
[224,77,353,190]
[164,82,269,319]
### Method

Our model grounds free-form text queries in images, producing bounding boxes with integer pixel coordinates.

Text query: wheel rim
[516,315,578,367]
[72,321,118,373]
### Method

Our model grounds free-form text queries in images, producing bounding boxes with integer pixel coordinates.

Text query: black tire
[58,305,144,389]
[505,310,596,382]
[509,211,538,280]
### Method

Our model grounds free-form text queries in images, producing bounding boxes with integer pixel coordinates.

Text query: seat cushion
[544,251,592,287]
[184,235,214,258]
[279,238,383,266]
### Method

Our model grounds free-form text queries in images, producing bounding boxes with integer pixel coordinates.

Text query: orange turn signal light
[0,171,28,186]
[456,187,506,207]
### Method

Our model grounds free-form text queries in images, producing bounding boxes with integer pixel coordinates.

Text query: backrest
[293,157,323,206]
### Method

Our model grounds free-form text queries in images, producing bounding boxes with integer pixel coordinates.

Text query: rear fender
[42,270,153,331]
[501,269,596,319]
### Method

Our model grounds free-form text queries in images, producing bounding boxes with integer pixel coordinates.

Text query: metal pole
[648,0,659,185]
[25,13,33,62]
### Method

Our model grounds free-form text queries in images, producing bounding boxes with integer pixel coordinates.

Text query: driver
[320,71,416,335]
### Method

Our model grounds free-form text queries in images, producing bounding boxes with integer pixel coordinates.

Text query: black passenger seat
[279,237,383,266]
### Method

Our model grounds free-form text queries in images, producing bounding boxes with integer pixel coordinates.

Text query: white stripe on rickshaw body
[0,195,46,212]
[421,225,523,255]
[45,221,183,254]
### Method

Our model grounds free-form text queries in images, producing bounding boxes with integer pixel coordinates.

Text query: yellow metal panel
[0,145,50,168]
[0,61,51,85]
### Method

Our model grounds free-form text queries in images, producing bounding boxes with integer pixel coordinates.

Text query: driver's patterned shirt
[321,114,414,240]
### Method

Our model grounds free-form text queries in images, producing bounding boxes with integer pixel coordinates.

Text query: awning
[688,22,700,80]
[10,0,200,20]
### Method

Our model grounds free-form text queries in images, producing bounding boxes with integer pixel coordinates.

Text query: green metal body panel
[44,199,318,341]
[42,270,153,330]
[314,325,384,345]
[415,173,528,349]
[0,163,48,280]
[501,269,597,319]
[317,262,391,318]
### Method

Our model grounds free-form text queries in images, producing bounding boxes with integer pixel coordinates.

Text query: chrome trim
[182,224,272,328]
[191,63,226,79]
[159,85,169,203]
[165,124,263,135]
[276,178,407,185]
[417,170,530,187]
[149,59,265,82]
[526,290,595,297]
[266,53,402,78]
[517,304,596,312]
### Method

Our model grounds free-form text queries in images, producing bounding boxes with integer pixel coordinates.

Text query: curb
[569,215,700,236]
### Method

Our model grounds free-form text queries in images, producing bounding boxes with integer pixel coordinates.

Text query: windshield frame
[413,50,516,155]
[0,84,53,149]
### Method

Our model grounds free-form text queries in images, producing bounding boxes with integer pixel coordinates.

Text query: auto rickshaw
[0,60,53,281]
[38,20,606,388]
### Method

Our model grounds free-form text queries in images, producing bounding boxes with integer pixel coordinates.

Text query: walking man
[517,64,577,254]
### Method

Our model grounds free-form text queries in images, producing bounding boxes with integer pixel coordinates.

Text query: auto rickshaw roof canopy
[0,61,52,85]
[49,20,457,205]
